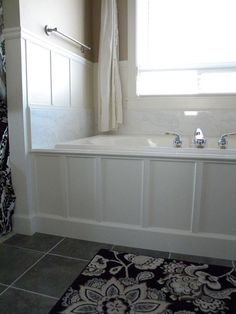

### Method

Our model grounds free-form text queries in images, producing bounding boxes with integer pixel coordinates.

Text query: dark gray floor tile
[171,252,232,267]
[0,284,7,293]
[4,233,63,252]
[113,245,169,258]
[51,238,112,260]
[0,245,43,285]
[13,254,87,298]
[0,288,56,314]
[0,232,15,243]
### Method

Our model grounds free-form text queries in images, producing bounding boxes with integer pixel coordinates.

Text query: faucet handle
[165,131,182,147]
[218,132,236,149]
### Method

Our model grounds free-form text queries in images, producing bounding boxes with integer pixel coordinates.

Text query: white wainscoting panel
[24,32,94,148]
[148,160,195,230]
[70,59,93,108]
[27,42,51,105]
[101,158,143,225]
[34,155,66,217]
[67,157,96,220]
[51,51,70,106]
[31,153,236,259]
[200,162,236,235]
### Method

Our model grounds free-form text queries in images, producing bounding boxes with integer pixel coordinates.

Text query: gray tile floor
[0,232,234,314]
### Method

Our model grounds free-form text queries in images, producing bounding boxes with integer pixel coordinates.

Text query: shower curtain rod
[44,25,91,52]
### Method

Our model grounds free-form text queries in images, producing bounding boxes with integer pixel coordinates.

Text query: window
[136,0,236,95]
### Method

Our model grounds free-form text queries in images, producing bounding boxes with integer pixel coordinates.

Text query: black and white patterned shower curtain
[0,0,15,236]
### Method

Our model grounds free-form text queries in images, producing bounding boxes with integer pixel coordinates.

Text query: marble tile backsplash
[30,107,94,149]
[117,108,236,138]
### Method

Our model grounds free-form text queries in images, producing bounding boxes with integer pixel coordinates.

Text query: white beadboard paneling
[67,157,96,220]
[27,41,51,105]
[51,52,70,106]
[101,158,143,225]
[200,162,236,235]
[148,160,195,230]
[35,155,66,217]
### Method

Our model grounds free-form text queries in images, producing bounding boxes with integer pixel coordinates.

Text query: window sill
[125,94,236,110]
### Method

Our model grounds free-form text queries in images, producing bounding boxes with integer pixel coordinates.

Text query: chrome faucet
[218,132,236,149]
[193,128,206,148]
[165,131,182,147]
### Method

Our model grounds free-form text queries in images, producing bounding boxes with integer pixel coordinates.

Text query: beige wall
[117,0,128,61]
[19,0,93,60]
[3,0,20,29]
[92,0,128,62]
[3,0,128,62]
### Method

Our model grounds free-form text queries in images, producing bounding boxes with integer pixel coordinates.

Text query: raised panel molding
[200,162,236,235]
[101,158,143,225]
[31,153,236,260]
[148,160,195,230]
[34,155,67,217]
[67,157,96,220]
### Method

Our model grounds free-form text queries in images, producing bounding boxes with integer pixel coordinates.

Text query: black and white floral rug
[49,249,236,313]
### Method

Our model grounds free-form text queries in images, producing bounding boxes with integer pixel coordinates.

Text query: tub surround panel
[29,152,236,260]
[200,162,236,235]
[34,156,66,217]
[101,158,143,225]
[149,160,194,230]
[68,157,96,220]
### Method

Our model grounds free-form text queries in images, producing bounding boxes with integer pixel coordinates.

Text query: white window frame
[127,0,236,109]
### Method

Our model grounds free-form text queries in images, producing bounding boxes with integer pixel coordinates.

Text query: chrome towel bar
[44,25,91,52]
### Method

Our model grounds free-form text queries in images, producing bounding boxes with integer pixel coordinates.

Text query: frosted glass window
[136,0,236,95]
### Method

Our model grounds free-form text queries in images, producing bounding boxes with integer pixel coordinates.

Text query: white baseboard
[13,214,36,235]
[19,214,236,260]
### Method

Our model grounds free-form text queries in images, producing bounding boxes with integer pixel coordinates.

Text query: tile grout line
[0,237,66,298]
[3,238,90,262]
[2,236,67,255]
[9,286,59,300]
[2,243,50,254]
[0,285,10,297]
[45,237,66,255]
[48,252,89,263]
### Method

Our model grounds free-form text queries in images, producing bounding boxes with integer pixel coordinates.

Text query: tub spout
[193,128,206,148]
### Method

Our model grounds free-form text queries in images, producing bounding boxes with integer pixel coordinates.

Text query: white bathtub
[54,135,236,160]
